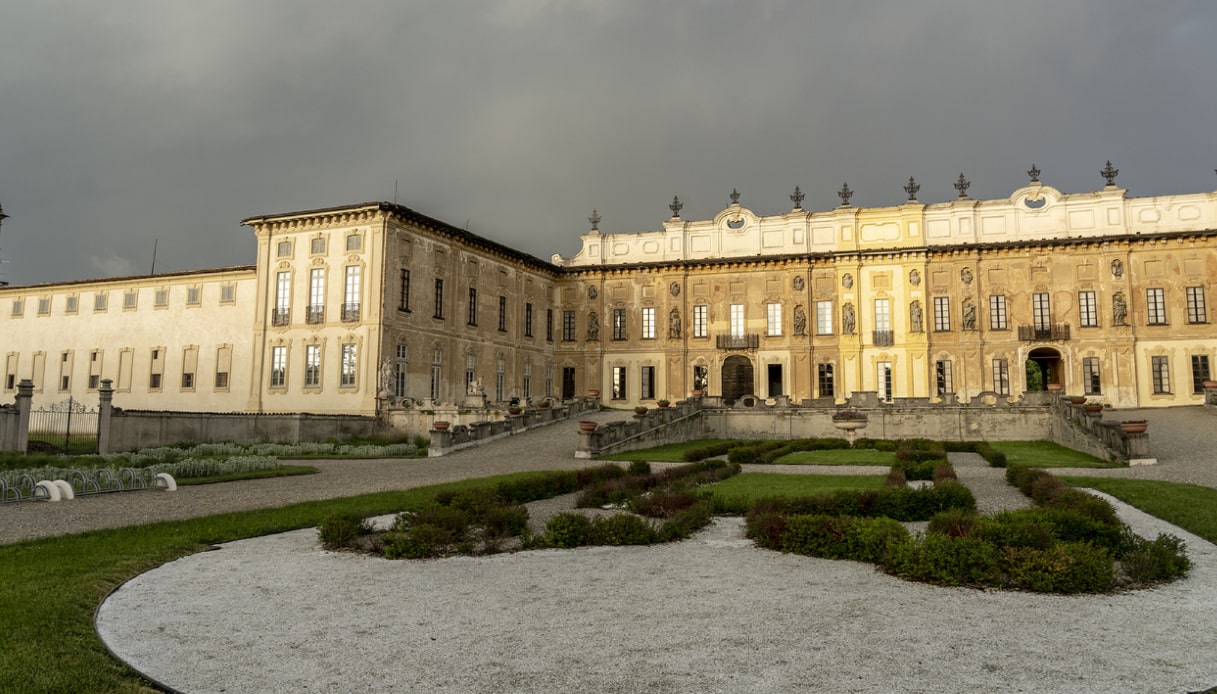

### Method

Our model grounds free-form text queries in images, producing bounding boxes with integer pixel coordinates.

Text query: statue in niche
[842,273,854,289]
[962,300,977,331]
[587,286,597,299]
[669,309,681,338]
[842,303,856,334]
[467,378,484,395]
[909,269,921,286]
[1111,259,1124,278]
[960,268,974,285]
[379,359,396,396]
[587,312,600,340]
[1112,293,1128,326]
[793,305,807,336]
[909,301,923,333]
[793,276,805,291]
[670,282,680,297]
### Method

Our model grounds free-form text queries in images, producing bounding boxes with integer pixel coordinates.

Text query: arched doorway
[721,355,754,405]
[1026,347,1063,391]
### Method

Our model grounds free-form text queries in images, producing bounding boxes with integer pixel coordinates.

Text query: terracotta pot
[508,407,522,415]
[692,389,705,397]
[1203,380,1217,389]
[634,406,649,415]
[1046,383,1064,392]
[1084,405,1103,413]
[432,421,450,431]
[657,400,670,408]
[578,420,598,432]
[1120,420,1148,434]
[1067,396,1086,405]
[587,389,601,398]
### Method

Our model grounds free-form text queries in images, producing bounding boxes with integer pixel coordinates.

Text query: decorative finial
[1101,160,1119,187]
[729,188,740,205]
[837,182,853,207]
[790,186,804,210]
[954,173,970,199]
[1028,164,1041,183]
[904,176,920,201]
[669,196,683,218]
[588,209,600,231]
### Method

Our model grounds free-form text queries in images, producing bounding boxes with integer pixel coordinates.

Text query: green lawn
[0,471,550,693]
[773,448,895,466]
[701,472,884,505]
[991,441,1119,468]
[176,465,318,486]
[602,439,745,463]
[1062,476,1217,544]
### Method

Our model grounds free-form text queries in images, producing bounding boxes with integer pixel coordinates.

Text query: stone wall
[0,405,17,452]
[107,410,385,452]
[576,400,709,459]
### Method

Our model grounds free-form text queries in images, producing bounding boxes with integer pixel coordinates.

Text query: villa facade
[3,173,1216,413]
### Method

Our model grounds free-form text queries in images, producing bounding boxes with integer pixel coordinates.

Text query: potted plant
[1046,383,1064,392]
[578,420,598,432]
[538,399,551,408]
[830,409,869,446]
[656,399,671,408]
[587,389,601,398]
[507,406,523,416]
[634,405,649,415]
[1067,395,1086,405]
[432,421,450,431]
[1083,400,1104,413]
[1120,420,1148,434]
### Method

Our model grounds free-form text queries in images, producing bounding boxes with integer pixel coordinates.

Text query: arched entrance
[1026,347,1063,391]
[721,355,754,405]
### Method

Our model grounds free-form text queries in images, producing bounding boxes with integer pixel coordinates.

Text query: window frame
[1146,288,1167,325]
[1078,291,1098,328]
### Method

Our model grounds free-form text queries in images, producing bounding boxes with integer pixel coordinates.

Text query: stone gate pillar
[98,379,114,454]
[15,379,33,453]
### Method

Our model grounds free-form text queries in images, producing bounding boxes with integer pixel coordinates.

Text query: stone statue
[1112,293,1128,325]
[669,309,681,338]
[379,359,395,395]
[909,301,923,333]
[842,273,854,289]
[960,268,974,285]
[587,312,599,340]
[793,305,807,336]
[842,303,855,334]
[793,276,805,291]
[1111,259,1124,278]
[467,378,484,395]
[962,300,977,331]
[909,269,921,286]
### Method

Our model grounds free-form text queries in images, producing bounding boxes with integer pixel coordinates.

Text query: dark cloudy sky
[1,1,1214,286]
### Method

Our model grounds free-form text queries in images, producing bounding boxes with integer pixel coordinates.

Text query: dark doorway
[562,367,576,399]
[767,364,783,397]
[721,355,754,405]
[1026,347,1063,391]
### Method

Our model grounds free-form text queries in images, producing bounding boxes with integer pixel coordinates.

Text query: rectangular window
[433,279,444,319]
[468,288,478,325]
[308,269,325,323]
[311,237,326,254]
[270,346,286,388]
[817,363,834,398]
[123,291,137,309]
[187,287,201,306]
[1033,292,1052,330]
[816,301,833,335]
[399,269,410,312]
[693,305,708,338]
[94,293,107,311]
[1078,291,1098,328]
[935,360,953,397]
[641,307,655,339]
[215,371,229,389]
[395,344,408,398]
[1191,355,1211,393]
[523,362,532,400]
[641,366,655,399]
[992,359,1010,396]
[155,289,169,307]
[1146,288,1167,325]
[693,365,708,392]
[874,299,891,331]
[149,373,162,389]
[220,284,235,303]
[877,361,893,402]
[65,296,77,313]
[88,374,99,390]
[1082,357,1101,395]
[611,366,627,400]
[465,354,476,394]
[545,364,553,398]
[525,303,533,337]
[933,297,951,332]
[305,345,321,387]
[181,372,194,389]
[430,349,442,400]
[495,358,505,401]
[546,308,553,341]
[988,295,1008,330]
[729,304,745,338]
[273,272,290,325]
[340,344,357,387]
[562,310,576,341]
[498,296,507,332]
[342,266,360,321]
[1187,287,1207,324]
[149,349,163,390]
[1151,355,1170,393]
[612,308,627,340]
[37,297,50,315]
[277,240,291,257]
[11,299,22,316]
[215,345,231,391]
[766,303,782,336]
[345,233,361,251]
